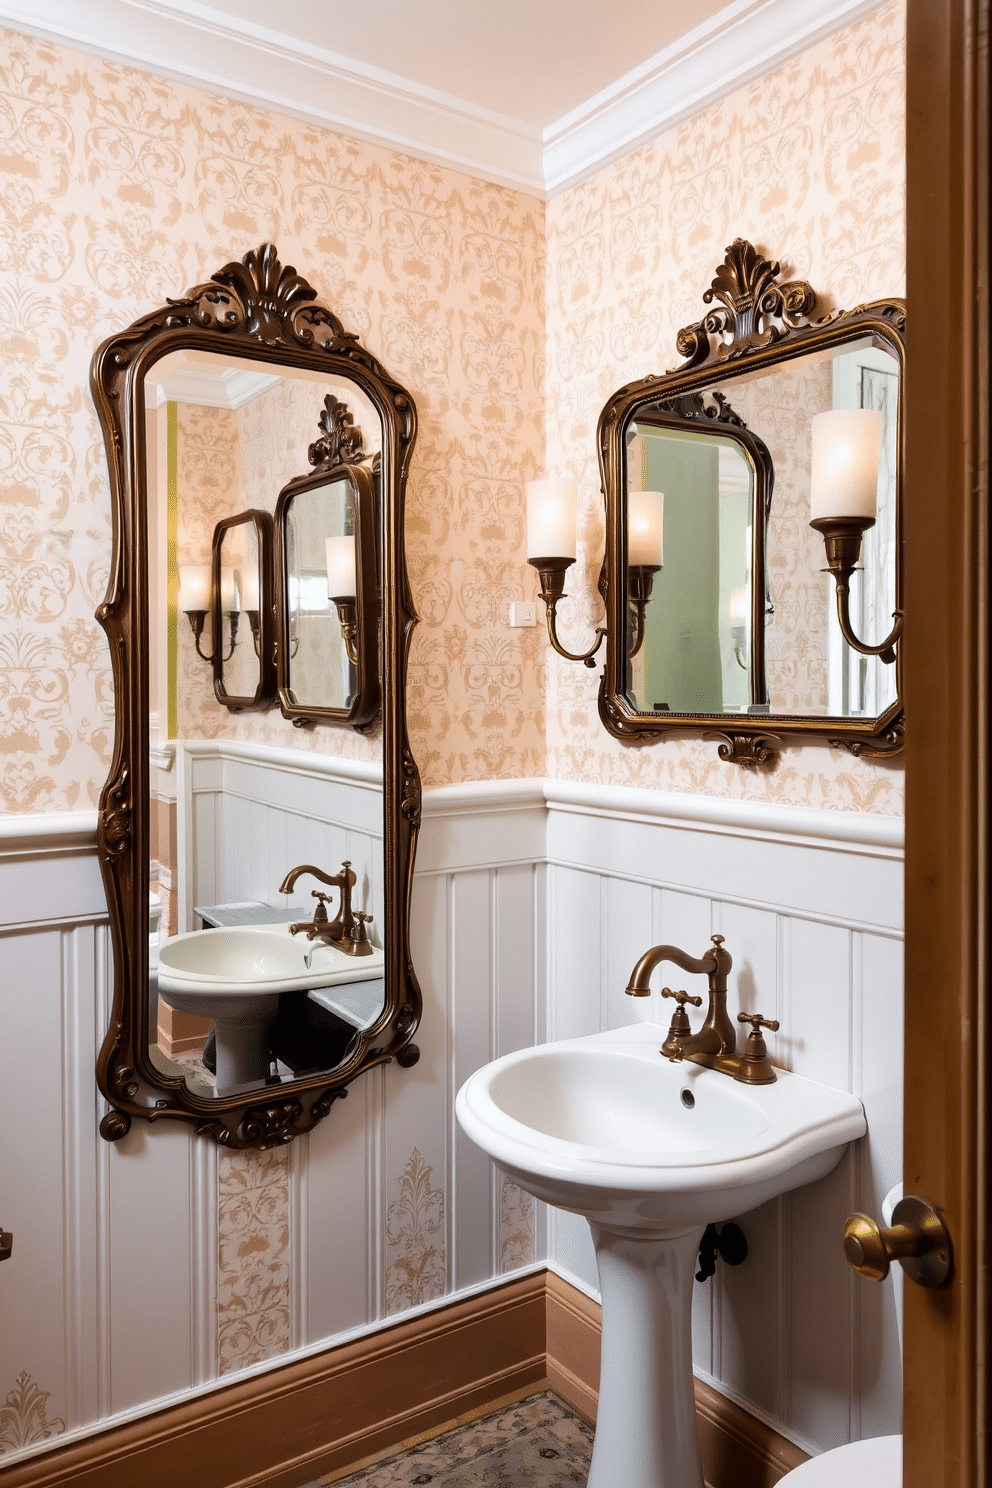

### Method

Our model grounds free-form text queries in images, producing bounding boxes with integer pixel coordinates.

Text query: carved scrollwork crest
[675,238,817,369]
[308,394,366,469]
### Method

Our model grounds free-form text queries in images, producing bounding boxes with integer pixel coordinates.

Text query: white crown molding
[147,366,284,410]
[541,0,890,194]
[0,0,889,198]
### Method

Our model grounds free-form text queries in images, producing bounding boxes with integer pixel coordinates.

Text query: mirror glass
[144,350,386,1101]
[624,337,899,721]
[283,476,357,714]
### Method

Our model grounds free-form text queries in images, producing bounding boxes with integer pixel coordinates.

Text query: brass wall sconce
[525,479,665,668]
[809,408,903,665]
[326,534,359,666]
[178,563,240,663]
[525,478,605,668]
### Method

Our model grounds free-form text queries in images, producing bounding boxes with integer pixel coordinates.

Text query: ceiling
[0,0,886,195]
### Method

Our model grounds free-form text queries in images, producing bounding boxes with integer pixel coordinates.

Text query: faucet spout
[625,935,737,1067]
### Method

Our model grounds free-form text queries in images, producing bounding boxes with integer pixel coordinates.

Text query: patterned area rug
[316,1391,593,1486]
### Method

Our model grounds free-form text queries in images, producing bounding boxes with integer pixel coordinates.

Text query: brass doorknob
[843,1196,952,1288]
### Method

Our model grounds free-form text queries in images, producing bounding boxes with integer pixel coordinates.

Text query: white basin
[456,1022,866,1488]
[157,923,384,1092]
[458,1024,865,1233]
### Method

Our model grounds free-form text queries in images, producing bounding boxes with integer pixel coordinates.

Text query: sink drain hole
[680,1088,695,1109]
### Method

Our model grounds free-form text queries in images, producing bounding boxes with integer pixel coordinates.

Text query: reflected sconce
[178,562,240,663]
[809,409,902,665]
[627,490,664,658]
[326,535,359,666]
[728,586,749,670]
[526,478,606,668]
[240,563,262,656]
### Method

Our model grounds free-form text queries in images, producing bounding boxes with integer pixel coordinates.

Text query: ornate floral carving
[400,747,422,826]
[307,394,365,470]
[385,1148,444,1312]
[100,770,131,857]
[0,1372,65,1455]
[704,731,782,768]
[675,238,818,368]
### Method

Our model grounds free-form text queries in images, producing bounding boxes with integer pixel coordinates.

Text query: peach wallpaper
[0,10,906,819]
[0,27,545,811]
[544,0,906,813]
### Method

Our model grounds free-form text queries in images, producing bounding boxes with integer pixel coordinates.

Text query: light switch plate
[509,602,537,627]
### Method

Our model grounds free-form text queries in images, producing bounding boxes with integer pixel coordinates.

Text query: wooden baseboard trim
[2,1274,546,1488]
[5,1268,808,1488]
[545,1268,809,1487]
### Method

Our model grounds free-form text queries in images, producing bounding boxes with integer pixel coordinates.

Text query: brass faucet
[625,934,779,1084]
[279,860,372,957]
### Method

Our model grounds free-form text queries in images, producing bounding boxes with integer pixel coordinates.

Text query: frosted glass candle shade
[240,564,260,611]
[628,489,664,566]
[810,409,883,521]
[326,535,357,599]
[178,564,210,613]
[526,479,577,560]
[220,565,240,613]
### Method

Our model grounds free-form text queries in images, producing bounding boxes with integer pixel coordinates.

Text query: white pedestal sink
[456,1024,866,1488]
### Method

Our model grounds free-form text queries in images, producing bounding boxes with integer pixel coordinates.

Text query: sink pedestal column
[587,1223,703,1488]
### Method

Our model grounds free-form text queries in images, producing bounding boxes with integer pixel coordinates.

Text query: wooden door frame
[905,1,990,1483]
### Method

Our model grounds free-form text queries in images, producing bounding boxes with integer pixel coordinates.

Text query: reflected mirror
[276,396,380,730]
[599,240,904,764]
[92,244,421,1147]
[212,509,276,711]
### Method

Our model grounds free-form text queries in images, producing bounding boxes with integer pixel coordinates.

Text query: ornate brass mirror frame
[598,239,905,767]
[90,243,422,1149]
[212,508,277,712]
[275,396,381,731]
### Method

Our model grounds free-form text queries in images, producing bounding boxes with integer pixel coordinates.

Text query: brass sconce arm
[530,556,606,669]
[331,597,360,666]
[810,516,903,665]
[185,609,240,664]
[627,564,661,659]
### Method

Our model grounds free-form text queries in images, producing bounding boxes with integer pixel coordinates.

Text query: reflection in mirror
[624,339,899,721]
[626,421,760,715]
[142,352,386,1103]
[285,477,356,713]
[212,509,276,711]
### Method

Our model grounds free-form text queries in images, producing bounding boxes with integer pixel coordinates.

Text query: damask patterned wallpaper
[544,0,905,813]
[0,8,905,817]
[0,28,546,811]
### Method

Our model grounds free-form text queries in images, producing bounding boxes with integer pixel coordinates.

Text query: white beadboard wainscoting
[0,768,903,1471]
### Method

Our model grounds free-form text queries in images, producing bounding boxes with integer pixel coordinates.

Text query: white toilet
[779,1184,903,1484]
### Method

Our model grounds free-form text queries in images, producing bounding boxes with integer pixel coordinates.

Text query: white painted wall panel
[0,781,903,1470]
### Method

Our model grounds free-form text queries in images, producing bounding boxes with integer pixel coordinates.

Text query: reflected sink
[158,925,383,996]
[456,1023,866,1488]
[157,923,384,1093]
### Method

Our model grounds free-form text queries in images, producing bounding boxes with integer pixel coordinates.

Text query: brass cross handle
[843,1196,952,1288]
[737,1012,781,1033]
[661,987,703,1009]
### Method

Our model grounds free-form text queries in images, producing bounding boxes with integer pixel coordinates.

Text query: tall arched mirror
[91,244,422,1149]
